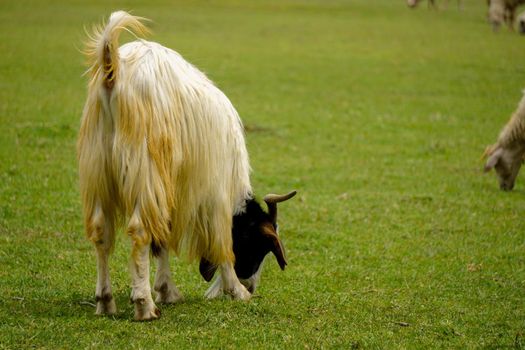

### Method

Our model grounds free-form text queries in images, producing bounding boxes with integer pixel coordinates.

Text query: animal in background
[488,0,525,31]
[484,90,525,190]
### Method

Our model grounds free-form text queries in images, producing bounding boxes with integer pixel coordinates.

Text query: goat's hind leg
[205,261,251,301]
[153,246,183,304]
[128,210,160,321]
[89,206,117,316]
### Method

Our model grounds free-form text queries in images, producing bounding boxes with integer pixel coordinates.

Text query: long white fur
[493,91,525,148]
[78,11,252,319]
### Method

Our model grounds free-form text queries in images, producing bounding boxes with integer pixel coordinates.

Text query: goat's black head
[199,191,297,293]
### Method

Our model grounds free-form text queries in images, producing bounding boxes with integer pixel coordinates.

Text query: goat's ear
[199,258,218,282]
[262,223,287,270]
[484,147,503,173]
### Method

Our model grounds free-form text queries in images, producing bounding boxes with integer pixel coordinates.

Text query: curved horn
[263,190,297,224]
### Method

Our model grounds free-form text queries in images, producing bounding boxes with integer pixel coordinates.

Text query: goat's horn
[263,190,297,223]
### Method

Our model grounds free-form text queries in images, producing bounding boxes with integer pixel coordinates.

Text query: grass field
[1,0,525,348]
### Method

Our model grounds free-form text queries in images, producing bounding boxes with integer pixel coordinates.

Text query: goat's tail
[83,11,149,89]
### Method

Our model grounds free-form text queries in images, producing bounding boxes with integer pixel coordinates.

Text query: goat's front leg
[89,206,117,316]
[128,211,159,321]
[205,261,251,301]
[154,247,183,304]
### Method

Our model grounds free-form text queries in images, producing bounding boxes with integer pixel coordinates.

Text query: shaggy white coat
[78,11,252,320]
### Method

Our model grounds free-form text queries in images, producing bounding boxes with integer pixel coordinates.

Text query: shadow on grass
[6,289,250,324]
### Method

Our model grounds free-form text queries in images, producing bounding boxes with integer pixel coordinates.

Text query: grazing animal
[483,90,525,190]
[488,0,525,31]
[78,11,296,321]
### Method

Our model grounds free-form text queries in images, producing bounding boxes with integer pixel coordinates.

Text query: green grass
[1,0,525,348]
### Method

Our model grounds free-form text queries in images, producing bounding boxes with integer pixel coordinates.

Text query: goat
[488,0,525,31]
[483,90,525,190]
[78,11,296,321]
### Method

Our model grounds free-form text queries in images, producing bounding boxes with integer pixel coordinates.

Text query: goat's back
[79,34,251,264]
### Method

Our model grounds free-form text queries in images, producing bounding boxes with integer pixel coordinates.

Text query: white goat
[484,90,525,190]
[488,0,525,30]
[78,11,295,321]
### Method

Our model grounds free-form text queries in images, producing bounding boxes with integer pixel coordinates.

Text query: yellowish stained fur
[78,11,252,265]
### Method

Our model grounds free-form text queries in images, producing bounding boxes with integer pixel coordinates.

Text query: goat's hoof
[234,288,251,301]
[154,282,184,304]
[133,298,161,321]
[227,284,251,301]
[95,294,117,315]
